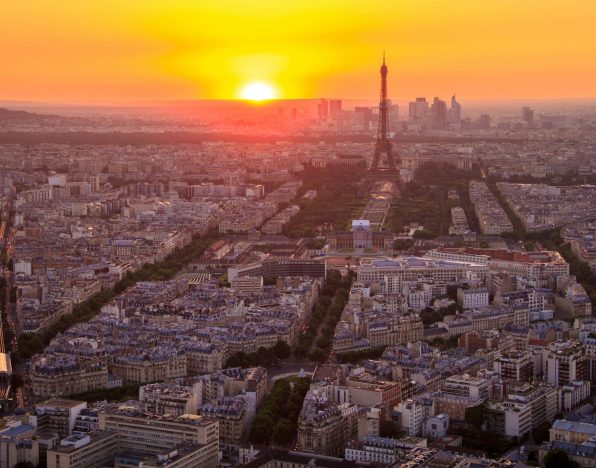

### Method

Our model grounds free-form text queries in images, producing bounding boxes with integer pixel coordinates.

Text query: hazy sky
[2,0,596,102]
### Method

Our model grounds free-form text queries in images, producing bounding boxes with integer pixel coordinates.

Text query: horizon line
[2,96,596,109]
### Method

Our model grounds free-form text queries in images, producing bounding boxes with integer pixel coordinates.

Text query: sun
[240,82,277,101]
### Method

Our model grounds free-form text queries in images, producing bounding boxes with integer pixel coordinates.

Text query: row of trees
[17,233,218,360]
[114,233,218,293]
[388,163,482,237]
[485,180,528,240]
[336,347,386,364]
[490,171,596,188]
[249,377,311,446]
[428,335,460,350]
[420,303,459,326]
[224,340,291,368]
[68,382,141,404]
[294,269,355,361]
[0,208,14,353]
[283,166,365,238]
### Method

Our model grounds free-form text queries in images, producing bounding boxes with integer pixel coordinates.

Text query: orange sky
[2,0,595,102]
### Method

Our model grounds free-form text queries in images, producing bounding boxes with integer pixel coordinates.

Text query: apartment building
[110,351,187,384]
[139,383,200,417]
[545,341,588,386]
[345,435,423,465]
[508,383,558,429]
[493,351,535,382]
[46,431,119,468]
[426,247,569,280]
[34,399,88,439]
[358,257,488,288]
[98,407,219,467]
[184,343,226,375]
[395,397,434,437]
[31,355,109,398]
[550,419,596,444]
[486,399,532,438]
[558,380,591,413]
[363,314,424,348]
[296,391,358,457]
[441,375,489,400]
[199,396,249,445]
[457,287,489,310]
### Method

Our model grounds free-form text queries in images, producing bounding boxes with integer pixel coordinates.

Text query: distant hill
[0,107,38,120]
[0,107,66,122]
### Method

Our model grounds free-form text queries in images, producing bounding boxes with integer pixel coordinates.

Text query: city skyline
[2,1,596,103]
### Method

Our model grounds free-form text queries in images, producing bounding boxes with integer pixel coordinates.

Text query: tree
[249,414,274,444]
[413,229,436,239]
[10,373,24,389]
[17,334,45,359]
[380,421,403,438]
[394,239,413,251]
[272,340,291,360]
[14,463,35,468]
[249,377,310,446]
[306,238,325,250]
[309,347,327,363]
[462,427,514,457]
[263,276,277,286]
[336,347,386,364]
[532,422,551,444]
[257,347,273,366]
[465,404,484,430]
[271,418,294,446]
[527,450,538,463]
[544,449,581,468]
[315,336,330,349]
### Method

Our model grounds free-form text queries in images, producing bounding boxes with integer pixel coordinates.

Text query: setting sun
[240,82,277,101]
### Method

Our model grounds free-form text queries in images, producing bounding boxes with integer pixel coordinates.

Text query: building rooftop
[37,398,87,409]
[103,405,216,427]
[552,419,596,436]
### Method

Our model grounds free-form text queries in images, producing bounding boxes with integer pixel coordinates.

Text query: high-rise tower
[370,53,399,172]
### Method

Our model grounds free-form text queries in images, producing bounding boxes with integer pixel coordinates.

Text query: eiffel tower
[369,53,400,174]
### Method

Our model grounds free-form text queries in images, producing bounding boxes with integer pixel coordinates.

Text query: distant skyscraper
[388,101,399,130]
[408,97,428,121]
[317,99,329,121]
[478,113,491,130]
[354,106,374,129]
[329,100,342,118]
[522,106,534,124]
[449,94,462,125]
[431,97,448,129]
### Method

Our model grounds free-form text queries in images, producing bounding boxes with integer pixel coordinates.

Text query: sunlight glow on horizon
[1,1,596,102]
[239,82,278,101]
